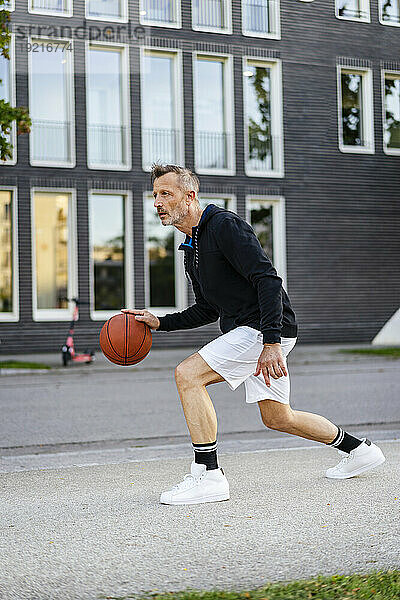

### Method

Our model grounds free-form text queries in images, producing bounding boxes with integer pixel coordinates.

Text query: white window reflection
[192,0,229,30]
[380,0,400,24]
[142,51,181,169]
[249,202,274,262]
[242,0,280,38]
[33,192,71,312]
[30,0,71,15]
[341,72,363,146]
[246,196,287,284]
[194,56,232,171]
[140,0,179,25]
[1,36,16,163]
[90,194,125,311]
[244,63,273,172]
[0,191,14,315]
[145,197,177,309]
[383,75,400,151]
[87,45,130,169]
[29,40,74,165]
[336,0,369,20]
[87,0,125,20]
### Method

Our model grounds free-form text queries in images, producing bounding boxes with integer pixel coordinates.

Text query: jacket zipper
[193,228,199,271]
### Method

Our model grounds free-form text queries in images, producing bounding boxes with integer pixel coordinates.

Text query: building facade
[0,0,399,354]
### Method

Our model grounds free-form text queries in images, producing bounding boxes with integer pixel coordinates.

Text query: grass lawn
[0,360,51,369]
[100,570,400,600]
[338,347,400,359]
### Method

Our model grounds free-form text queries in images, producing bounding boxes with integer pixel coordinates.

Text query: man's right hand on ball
[121,308,160,330]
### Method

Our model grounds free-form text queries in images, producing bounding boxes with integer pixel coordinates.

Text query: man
[122,164,385,506]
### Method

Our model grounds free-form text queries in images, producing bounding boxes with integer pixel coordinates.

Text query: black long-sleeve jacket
[157,204,298,344]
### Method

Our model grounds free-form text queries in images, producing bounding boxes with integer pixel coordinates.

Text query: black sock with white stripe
[192,440,219,470]
[328,426,366,453]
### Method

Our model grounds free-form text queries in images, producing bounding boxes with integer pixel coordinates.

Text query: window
[32,191,77,321]
[86,44,131,170]
[198,196,235,212]
[0,189,18,321]
[337,67,374,153]
[0,35,16,165]
[86,0,127,21]
[379,0,400,25]
[29,39,75,167]
[192,0,231,33]
[243,58,284,176]
[335,0,370,22]
[246,196,287,285]
[29,0,72,16]
[89,192,133,319]
[140,0,181,27]
[242,0,280,39]
[193,54,235,174]
[144,194,186,313]
[141,50,183,171]
[383,72,400,154]
[0,1,15,10]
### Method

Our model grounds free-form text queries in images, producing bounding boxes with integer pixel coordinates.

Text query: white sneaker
[325,438,385,479]
[160,461,230,505]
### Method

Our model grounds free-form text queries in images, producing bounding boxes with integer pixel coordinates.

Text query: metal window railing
[142,128,179,168]
[31,119,72,163]
[243,0,275,34]
[247,133,280,172]
[141,0,177,23]
[88,124,127,167]
[193,0,226,29]
[195,131,230,170]
[32,0,65,12]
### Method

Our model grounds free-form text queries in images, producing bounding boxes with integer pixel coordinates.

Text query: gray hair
[150,164,200,198]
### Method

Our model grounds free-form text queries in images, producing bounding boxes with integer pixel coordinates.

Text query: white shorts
[198,326,297,405]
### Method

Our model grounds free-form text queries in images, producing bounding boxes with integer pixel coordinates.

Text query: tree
[0,0,31,161]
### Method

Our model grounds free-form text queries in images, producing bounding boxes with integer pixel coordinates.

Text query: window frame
[192,51,236,176]
[88,189,134,321]
[382,69,400,156]
[192,0,232,34]
[0,186,19,322]
[140,47,185,172]
[335,0,370,22]
[243,56,284,178]
[85,0,128,23]
[29,0,73,18]
[28,36,76,168]
[85,41,132,171]
[337,66,375,154]
[143,192,187,316]
[245,195,288,289]
[241,0,281,40]
[139,0,182,28]
[1,34,17,166]
[379,0,400,27]
[31,188,78,322]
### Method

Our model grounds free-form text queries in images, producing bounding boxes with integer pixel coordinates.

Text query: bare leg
[175,353,224,444]
[258,399,338,444]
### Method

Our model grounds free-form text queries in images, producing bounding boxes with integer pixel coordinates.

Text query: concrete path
[1,441,398,600]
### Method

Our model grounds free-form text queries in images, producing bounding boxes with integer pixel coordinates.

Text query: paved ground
[1,442,398,600]
[1,343,399,599]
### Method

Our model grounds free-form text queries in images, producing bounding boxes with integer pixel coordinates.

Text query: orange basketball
[99,313,152,366]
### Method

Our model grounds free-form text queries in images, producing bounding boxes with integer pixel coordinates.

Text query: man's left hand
[254,343,287,388]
